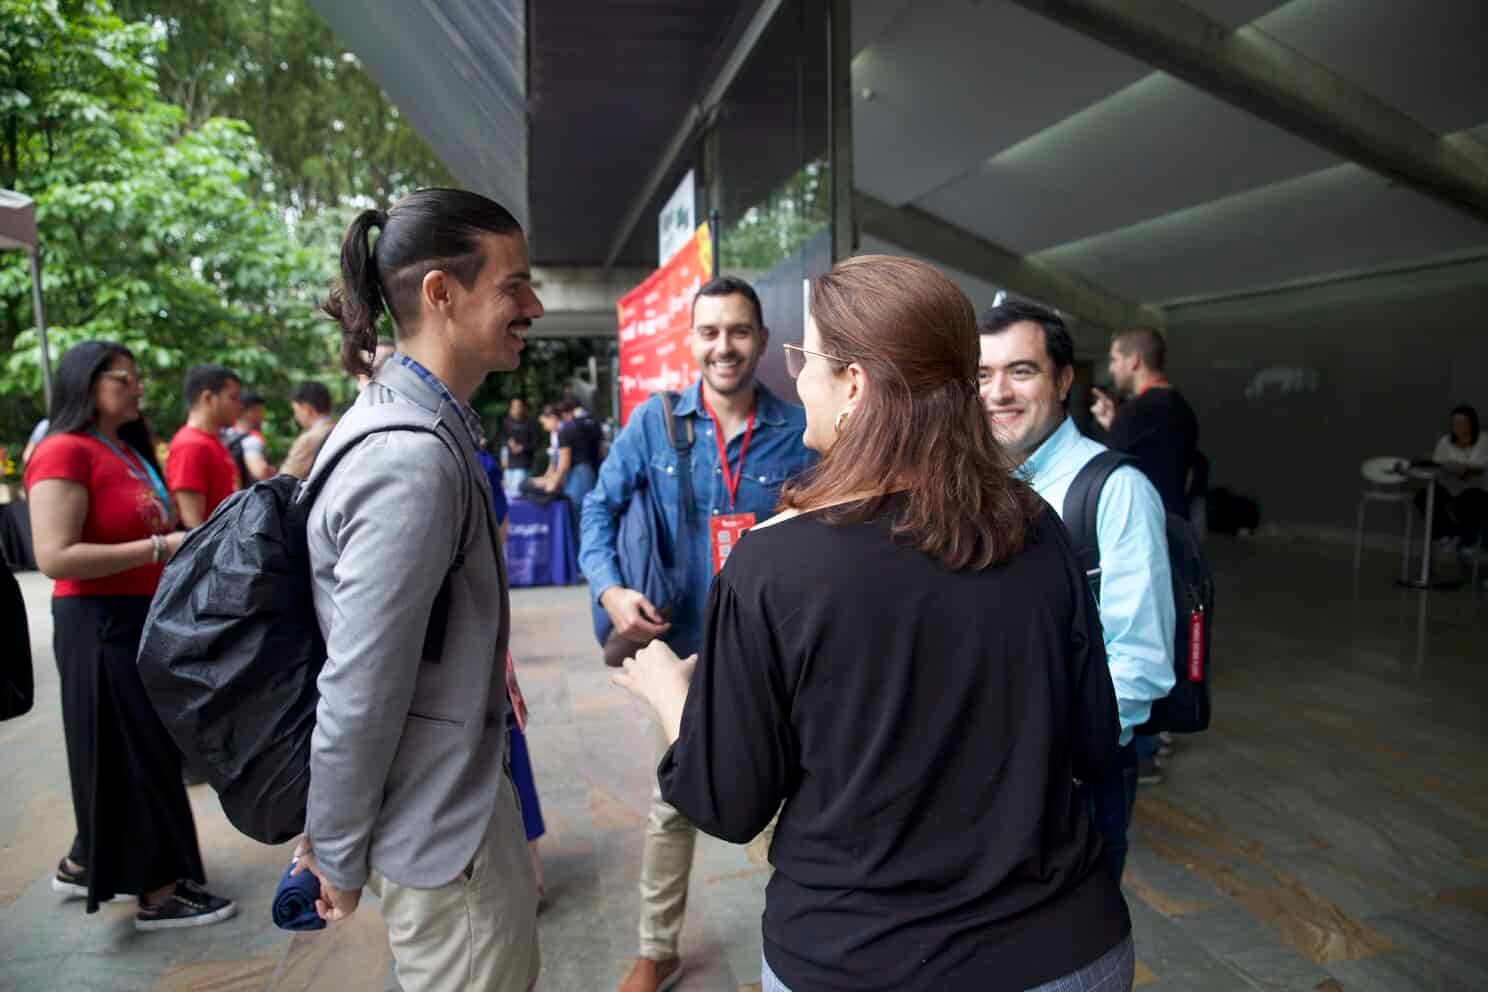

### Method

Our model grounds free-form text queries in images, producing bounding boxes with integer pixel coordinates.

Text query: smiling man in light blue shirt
[979,300,1174,882]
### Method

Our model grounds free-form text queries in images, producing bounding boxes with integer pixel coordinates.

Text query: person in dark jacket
[614,255,1133,992]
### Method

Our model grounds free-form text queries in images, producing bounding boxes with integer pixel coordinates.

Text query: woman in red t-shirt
[25,341,235,930]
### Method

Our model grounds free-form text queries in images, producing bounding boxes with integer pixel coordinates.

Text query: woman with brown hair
[615,255,1133,992]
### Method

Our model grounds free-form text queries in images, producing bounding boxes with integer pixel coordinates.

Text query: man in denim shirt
[582,276,813,992]
[979,300,1175,884]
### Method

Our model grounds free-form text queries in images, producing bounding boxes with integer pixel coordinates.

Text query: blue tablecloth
[507,498,578,587]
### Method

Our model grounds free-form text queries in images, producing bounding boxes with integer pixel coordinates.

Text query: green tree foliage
[114,0,455,212]
[720,158,830,271]
[0,0,339,450]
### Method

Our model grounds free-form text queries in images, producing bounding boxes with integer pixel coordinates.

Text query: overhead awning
[0,189,39,253]
[1,189,53,408]
[308,0,530,227]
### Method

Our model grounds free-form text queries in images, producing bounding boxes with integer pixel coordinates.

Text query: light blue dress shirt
[1022,417,1176,745]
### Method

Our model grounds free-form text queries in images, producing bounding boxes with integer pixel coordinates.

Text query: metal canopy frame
[0,189,53,411]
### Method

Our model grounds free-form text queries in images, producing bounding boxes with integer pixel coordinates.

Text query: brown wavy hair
[780,255,1042,570]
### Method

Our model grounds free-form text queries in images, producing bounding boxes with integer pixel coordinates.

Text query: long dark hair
[780,255,1042,571]
[47,341,163,477]
[1450,404,1480,446]
[323,187,523,377]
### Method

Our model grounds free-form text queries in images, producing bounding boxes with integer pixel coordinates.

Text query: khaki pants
[639,722,698,961]
[368,776,540,992]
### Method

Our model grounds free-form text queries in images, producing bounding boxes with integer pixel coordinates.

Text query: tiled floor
[1,535,1485,991]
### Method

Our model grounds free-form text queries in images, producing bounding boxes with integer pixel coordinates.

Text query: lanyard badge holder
[701,394,757,575]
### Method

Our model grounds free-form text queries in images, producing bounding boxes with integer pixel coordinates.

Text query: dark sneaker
[135,880,236,931]
[50,858,131,903]
[1137,756,1165,786]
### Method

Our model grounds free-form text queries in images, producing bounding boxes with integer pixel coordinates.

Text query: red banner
[616,225,713,424]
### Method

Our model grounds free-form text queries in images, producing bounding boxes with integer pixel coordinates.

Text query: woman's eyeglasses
[98,370,143,389]
[783,343,850,379]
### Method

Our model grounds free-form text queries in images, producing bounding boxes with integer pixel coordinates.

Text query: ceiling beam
[1008,0,1488,227]
[856,193,1164,331]
[603,0,787,267]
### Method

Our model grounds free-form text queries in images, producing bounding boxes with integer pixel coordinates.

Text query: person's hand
[601,587,672,642]
[290,837,362,922]
[164,531,187,559]
[1090,390,1116,431]
[612,643,696,741]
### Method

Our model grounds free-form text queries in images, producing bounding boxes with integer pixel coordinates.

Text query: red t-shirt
[167,425,239,520]
[24,433,174,598]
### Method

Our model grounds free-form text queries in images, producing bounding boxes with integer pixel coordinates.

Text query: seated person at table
[580,275,813,992]
[1418,404,1488,548]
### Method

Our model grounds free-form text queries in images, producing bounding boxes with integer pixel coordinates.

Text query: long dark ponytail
[322,188,523,378]
[323,209,388,378]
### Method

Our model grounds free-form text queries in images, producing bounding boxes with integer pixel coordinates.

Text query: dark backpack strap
[656,391,695,553]
[299,418,468,664]
[1062,450,1136,601]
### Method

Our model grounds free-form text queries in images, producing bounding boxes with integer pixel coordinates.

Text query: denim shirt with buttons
[580,380,815,657]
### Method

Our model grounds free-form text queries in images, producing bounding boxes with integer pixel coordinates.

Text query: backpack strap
[656,391,695,513]
[299,407,470,664]
[656,391,695,563]
[1062,449,1136,601]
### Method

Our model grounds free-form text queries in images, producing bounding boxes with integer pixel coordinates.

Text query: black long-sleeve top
[1108,387,1199,519]
[657,500,1130,991]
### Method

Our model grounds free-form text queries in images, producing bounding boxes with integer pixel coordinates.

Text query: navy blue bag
[591,392,693,667]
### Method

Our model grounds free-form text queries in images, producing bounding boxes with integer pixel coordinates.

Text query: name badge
[710,512,756,575]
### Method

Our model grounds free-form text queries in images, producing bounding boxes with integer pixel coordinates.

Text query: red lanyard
[700,393,756,509]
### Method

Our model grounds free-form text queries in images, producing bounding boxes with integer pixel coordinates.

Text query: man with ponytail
[289,189,545,992]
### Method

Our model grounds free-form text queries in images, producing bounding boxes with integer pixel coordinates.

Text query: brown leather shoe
[618,956,683,992]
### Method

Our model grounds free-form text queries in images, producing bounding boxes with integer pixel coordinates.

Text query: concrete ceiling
[853,0,1488,306]
[322,0,1487,311]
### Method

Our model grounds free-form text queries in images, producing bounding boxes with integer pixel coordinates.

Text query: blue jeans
[762,934,1135,992]
[1087,743,1138,882]
[562,462,597,554]
[1133,734,1160,760]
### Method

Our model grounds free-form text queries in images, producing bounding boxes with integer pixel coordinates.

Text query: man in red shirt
[167,364,243,527]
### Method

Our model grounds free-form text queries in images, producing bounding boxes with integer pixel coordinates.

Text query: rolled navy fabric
[272,859,327,932]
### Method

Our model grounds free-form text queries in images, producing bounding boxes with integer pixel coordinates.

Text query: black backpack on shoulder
[138,406,465,844]
[1064,451,1214,735]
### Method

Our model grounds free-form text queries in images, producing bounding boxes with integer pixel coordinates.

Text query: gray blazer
[304,359,510,891]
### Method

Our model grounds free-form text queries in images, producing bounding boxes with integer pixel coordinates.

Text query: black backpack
[1,565,32,722]
[138,407,465,843]
[1064,451,1213,735]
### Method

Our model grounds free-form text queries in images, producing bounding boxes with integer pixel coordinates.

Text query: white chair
[1354,456,1415,580]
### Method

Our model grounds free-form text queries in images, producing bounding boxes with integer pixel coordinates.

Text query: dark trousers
[1088,743,1138,883]
[53,595,205,911]
[1415,485,1488,542]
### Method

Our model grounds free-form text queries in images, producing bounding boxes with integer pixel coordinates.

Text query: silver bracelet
[151,534,165,563]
